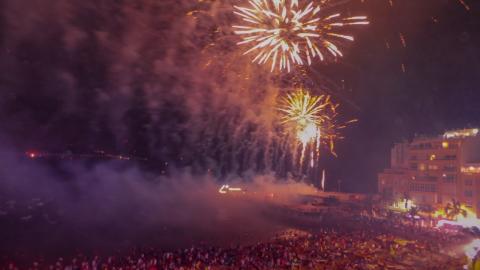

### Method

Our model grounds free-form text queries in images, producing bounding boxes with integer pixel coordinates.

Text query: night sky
[333,0,480,192]
[0,0,479,193]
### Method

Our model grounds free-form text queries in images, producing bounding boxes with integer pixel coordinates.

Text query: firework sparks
[278,89,349,166]
[233,0,369,72]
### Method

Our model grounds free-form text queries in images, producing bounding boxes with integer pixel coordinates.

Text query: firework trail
[233,0,368,72]
[458,0,470,11]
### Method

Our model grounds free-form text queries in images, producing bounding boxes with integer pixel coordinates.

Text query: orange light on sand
[435,206,479,229]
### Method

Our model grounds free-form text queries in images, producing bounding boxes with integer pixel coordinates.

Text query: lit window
[461,166,480,174]
[419,164,426,171]
[442,141,449,149]
[430,154,436,161]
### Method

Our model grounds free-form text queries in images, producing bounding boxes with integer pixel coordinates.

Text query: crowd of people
[2,195,478,269]
[3,223,472,270]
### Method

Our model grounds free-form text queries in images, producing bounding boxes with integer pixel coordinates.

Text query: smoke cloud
[0,140,317,259]
[0,0,290,175]
[0,0,321,259]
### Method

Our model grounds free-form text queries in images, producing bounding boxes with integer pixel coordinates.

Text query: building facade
[378,128,480,218]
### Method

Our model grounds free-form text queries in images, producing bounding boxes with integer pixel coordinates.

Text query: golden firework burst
[233,0,369,72]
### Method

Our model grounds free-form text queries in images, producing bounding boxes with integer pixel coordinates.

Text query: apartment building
[378,128,480,217]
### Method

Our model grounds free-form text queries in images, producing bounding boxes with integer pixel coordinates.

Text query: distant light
[218,185,228,194]
[419,164,426,171]
[442,141,449,149]
[218,184,242,194]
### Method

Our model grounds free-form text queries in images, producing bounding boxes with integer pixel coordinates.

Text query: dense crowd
[2,197,477,270]
[3,224,471,270]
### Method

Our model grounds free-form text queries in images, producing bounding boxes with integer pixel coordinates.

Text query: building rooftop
[443,128,479,139]
[412,128,479,141]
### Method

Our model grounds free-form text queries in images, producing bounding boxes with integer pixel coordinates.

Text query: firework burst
[233,0,369,72]
[278,89,354,167]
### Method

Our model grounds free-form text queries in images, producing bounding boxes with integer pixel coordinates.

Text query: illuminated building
[378,128,480,218]
[460,163,480,215]
[378,142,409,200]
